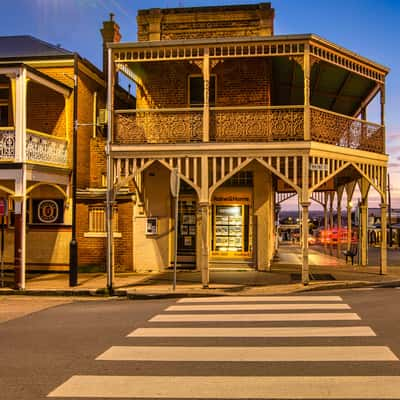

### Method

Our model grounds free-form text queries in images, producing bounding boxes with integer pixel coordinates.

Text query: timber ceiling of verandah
[271,57,376,117]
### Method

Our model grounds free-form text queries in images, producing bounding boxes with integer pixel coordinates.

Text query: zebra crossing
[48,295,400,399]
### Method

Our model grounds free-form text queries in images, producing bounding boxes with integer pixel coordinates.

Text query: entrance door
[177,199,196,265]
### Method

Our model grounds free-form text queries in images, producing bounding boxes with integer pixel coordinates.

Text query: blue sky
[1,0,399,207]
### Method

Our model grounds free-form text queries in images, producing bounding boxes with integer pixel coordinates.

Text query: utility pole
[106,47,114,294]
[388,173,392,247]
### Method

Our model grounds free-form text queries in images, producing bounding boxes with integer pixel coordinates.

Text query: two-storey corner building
[107,3,389,286]
[0,31,133,289]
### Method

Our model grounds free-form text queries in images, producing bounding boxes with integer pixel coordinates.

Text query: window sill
[84,232,122,238]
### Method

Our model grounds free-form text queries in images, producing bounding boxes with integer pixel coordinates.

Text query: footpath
[1,245,399,298]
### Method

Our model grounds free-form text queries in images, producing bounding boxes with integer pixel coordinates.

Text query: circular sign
[38,200,59,223]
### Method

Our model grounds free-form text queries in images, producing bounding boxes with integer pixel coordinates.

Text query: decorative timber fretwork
[353,162,386,196]
[309,43,385,83]
[309,156,349,193]
[113,40,305,63]
[276,192,296,204]
[208,156,252,194]
[112,36,387,84]
[310,106,384,154]
[113,156,202,196]
[257,156,301,194]
[311,191,328,207]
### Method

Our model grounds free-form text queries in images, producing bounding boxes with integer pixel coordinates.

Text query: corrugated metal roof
[0,35,73,59]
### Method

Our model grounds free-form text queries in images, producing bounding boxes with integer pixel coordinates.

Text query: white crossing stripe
[167,303,350,311]
[128,326,375,337]
[47,375,400,398]
[150,312,360,322]
[96,345,398,362]
[178,295,343,303]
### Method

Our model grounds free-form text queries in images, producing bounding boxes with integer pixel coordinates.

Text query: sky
[1,0,399,208]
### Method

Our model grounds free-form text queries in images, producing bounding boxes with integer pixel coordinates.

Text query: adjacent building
[0,28,133,289]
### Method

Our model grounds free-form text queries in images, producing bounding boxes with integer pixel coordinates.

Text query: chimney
[101,13,122,76]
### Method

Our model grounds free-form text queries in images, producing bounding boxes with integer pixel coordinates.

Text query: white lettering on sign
[310,164,329,171]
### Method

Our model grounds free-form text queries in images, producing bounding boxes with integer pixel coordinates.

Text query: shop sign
[38,200,59,223]
[310,163,329,171]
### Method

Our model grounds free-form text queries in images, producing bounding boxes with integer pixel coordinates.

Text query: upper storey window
[0,87,9,126]
[189,75,216,107]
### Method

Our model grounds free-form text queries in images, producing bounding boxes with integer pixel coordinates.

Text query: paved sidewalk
[0,244,399,297]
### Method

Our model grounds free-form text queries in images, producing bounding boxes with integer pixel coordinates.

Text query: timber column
[359,201,368,266]
[199,155,209,288]
[14,67,27,290]
[301,155,310,285]
[347,201,352,251]
[301,201,310,285]
[380,202,387,274]
[202,48,210,142]
[359,179,370,267]
[199,202,210,288]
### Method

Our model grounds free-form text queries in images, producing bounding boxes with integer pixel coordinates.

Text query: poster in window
[146,217,158,235]
[184,236,192,246]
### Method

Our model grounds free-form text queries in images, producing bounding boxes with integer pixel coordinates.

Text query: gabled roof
[0,35,73,59]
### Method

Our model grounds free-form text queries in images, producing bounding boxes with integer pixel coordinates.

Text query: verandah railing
[0,128,68,165]
[114,106,385,153]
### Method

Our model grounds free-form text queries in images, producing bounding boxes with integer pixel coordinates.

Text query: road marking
[150,312,360,322]
[352,287,375,291]
[96,345,397,362]
[128,326,375,337]
[47,375,400,398]
[177,295,343,303]
[166,303,351,311]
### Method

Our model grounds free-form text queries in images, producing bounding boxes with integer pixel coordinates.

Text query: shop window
[189,75,216,107]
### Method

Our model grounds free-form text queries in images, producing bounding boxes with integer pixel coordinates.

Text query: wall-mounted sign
[146,217,158,235]
[310,163,329,171]
[32,199,64,224]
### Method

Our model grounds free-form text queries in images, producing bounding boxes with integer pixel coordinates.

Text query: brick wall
[76,202,106,269]
[27,81,66,136]
[76,200,134,271]
[137,3,274,41]
[134,62,199,108]
[214,59,271,106]
[135,58,271,109]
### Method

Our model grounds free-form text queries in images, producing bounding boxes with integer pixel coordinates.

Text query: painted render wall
[133,163,171,272]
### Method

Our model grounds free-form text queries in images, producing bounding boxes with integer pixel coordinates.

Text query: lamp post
[69,54,79,287]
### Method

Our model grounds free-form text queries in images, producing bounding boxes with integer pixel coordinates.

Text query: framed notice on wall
[146,217,158,235]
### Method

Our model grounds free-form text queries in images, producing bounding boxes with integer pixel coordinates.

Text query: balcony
[114,106,384,153]
[0,128,68,166]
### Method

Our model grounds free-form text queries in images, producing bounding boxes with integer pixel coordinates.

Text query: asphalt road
[1,290,400,399]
